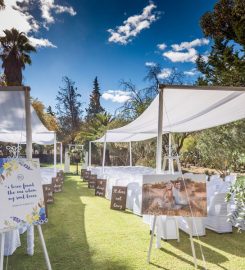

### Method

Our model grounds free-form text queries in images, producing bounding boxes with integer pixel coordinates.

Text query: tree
[0,74,6,86]
[197,0,245,86]
[77,112,113,165]
[86,77,104,120]
[32,99,59,132]
[200,0,245,47]
[0,28,36,85]
[47,105,55,116]
[56,76,82,143]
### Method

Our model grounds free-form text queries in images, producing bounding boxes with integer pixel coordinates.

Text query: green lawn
[6,174,245,270]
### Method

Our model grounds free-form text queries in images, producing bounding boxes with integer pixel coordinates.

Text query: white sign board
[0,158,47,233]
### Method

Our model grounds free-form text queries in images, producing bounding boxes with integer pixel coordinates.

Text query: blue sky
[0,0,217,114]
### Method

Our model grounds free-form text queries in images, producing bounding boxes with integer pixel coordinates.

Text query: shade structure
[94,85,245,143]
[0,87,55,145]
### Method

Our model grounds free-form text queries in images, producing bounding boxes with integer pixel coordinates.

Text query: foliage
[56,76,83,144]
[119,64,184,120]
[194,121,245,173]
[32,99,59,131]
[0,73,6,86]
[196,38,245,86]
[200,0,245,47]
[226,177,245,231]
[197,0,245,86]
[86,77,104,120]
[0,28,36,85]
[69,147,85,164]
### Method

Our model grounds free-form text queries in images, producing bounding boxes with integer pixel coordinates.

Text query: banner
[142,174,207,217]
[0,158,47,232]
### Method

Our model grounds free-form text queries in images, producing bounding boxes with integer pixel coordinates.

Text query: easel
[147,133,198,269]
[0,85,52,270]
[0,226,52,270]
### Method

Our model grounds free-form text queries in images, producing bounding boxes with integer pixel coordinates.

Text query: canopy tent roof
[94,85,245,143]
[0,87,55,145]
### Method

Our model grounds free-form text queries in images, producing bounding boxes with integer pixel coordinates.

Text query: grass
[5,174,245,270]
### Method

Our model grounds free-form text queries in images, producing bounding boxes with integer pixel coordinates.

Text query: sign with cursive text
[95,179,106,197]
[111,186,127,211]
[0,158,47,232]
[88,174,97,189]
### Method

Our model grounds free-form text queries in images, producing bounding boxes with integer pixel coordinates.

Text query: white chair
[178,217,206,236]
[205,193,232,233]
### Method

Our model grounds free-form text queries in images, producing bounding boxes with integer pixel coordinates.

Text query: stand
[147,215,157,263]
[0,233,5,270]
[37,225,52,270]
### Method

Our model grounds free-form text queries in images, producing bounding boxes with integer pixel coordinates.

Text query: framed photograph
[142,174,207,217]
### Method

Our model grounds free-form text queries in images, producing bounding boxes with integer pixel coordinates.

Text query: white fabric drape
[0,88,55,145]
[94,86,245,143]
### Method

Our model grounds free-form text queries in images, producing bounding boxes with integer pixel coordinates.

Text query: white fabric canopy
[95,85,245,143]
[0,88,55,145]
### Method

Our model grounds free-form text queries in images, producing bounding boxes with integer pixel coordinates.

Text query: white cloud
[102,90,131,103]
[171,38,209,51]
[108,2,159,45]
[157,43,167,50]
[0,0,76,48]
[40,0,76,26]
[145,62,156,67]
[184,68,198,76]
[163,48,198,63]
[163,38,209,63]
[157,68,172,79]
[29,37,57,48]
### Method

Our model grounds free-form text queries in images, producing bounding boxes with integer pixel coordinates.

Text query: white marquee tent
[92,85,245,172]
[0,87,55,145]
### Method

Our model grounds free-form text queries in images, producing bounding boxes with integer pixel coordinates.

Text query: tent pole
[60,142,63,170]
[25,87,52,270]
[0,232,5,270]
[156,86,164,173]
[89,141,92,167]
[54,133,57,175]
[168,133,173,174]
[102,134,107,173]
[24,88,32,160]
[129,141,132,166]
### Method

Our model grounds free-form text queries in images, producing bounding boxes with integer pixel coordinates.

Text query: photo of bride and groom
[142,175,207,217]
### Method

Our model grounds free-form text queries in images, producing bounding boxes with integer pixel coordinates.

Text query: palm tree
[0,28,36,86]
[0,0,5,10]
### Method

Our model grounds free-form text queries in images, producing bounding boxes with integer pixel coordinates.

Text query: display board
[83,170,91,182]
[43,184,54,204]
[88,174,97,189]
[95,179,106,197]
[110,186,127,211]
[0,158,47,232]
[142,174,207,217]
[52,177,62,193]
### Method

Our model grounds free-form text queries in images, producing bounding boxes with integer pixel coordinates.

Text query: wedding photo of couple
[142,176,207,217]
